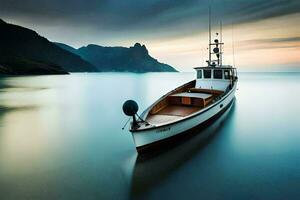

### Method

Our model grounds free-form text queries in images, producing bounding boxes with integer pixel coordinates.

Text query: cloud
[238,36,300,50]
[1,0,299,34]
[1,0,300,71]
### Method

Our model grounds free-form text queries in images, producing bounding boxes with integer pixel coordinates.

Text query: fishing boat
[130,105,233,196]
[122,12,238,153]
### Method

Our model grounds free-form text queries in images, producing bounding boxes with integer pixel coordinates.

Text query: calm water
[0,72,299,200]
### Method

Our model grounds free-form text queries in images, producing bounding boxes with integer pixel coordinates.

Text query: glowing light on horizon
[147,13,300,72]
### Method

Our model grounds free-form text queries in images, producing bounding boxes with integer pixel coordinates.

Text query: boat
[122,11,238,153]
[129,104,234,197]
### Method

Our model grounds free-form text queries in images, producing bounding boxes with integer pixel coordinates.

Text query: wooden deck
[146,105,201,124]
[146,83,225,125]
[156,105,201,116]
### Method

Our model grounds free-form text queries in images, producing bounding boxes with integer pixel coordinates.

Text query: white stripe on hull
[131,84,236,149]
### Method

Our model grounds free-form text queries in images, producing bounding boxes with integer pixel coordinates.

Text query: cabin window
[203,69,211,79]
[197,70,202,79]
[224,70,230,79]
[213,70,223,79]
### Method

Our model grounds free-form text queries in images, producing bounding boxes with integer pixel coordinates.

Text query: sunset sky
[1,0,300,71]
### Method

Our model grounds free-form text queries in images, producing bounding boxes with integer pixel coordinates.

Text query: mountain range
[0,19,97,75]
[55,42,176,73]
[0,19,177,75]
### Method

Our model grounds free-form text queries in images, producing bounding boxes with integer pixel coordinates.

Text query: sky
[1,0,300,71]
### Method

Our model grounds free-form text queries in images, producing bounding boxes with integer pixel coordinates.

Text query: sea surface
[0,72,299,200]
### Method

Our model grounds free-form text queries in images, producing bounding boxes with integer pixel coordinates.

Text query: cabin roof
[194,65,235,70]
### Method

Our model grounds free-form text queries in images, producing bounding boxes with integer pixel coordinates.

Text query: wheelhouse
[194,66,237,91]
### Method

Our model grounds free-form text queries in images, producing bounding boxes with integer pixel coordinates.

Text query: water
[0,72,299,200]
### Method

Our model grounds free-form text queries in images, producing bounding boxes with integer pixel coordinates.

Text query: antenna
[231,22,236,67]
[207,1,224,68]
[208,5,212,66]
[220,21,223,66]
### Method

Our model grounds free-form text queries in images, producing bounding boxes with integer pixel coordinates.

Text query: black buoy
[122,100,139,128]
[123,100,138,116]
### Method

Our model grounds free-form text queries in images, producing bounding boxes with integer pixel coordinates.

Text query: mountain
[0,19,97,75]
[0,18,176,75]
[0,57,68,75]
[56,42,177,72]
[55,42,78,55]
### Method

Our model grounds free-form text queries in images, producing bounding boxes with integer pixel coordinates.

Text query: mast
[207,3,224,68]
[220,21,223,66]
[208,5,212,66]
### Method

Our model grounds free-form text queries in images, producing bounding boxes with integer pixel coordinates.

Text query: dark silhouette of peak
[0,18,177,74]
[130,43,149,56]
[58,43,177,73]
[0,19,98,75]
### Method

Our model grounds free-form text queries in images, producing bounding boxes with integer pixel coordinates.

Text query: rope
[122,117,131,130]
[122,113,151,130]
[136,113,150,126]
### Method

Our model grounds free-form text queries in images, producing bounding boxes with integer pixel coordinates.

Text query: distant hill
[55,42,78,55]
[56,42,177,72]
[0,19,97,75]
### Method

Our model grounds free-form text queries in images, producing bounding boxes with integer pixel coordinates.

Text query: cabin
[194,66,237,91]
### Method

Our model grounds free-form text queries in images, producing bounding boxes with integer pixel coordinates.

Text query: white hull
[131,83,237,151]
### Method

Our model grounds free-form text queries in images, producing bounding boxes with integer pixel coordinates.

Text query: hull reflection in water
[130,100,236,198]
